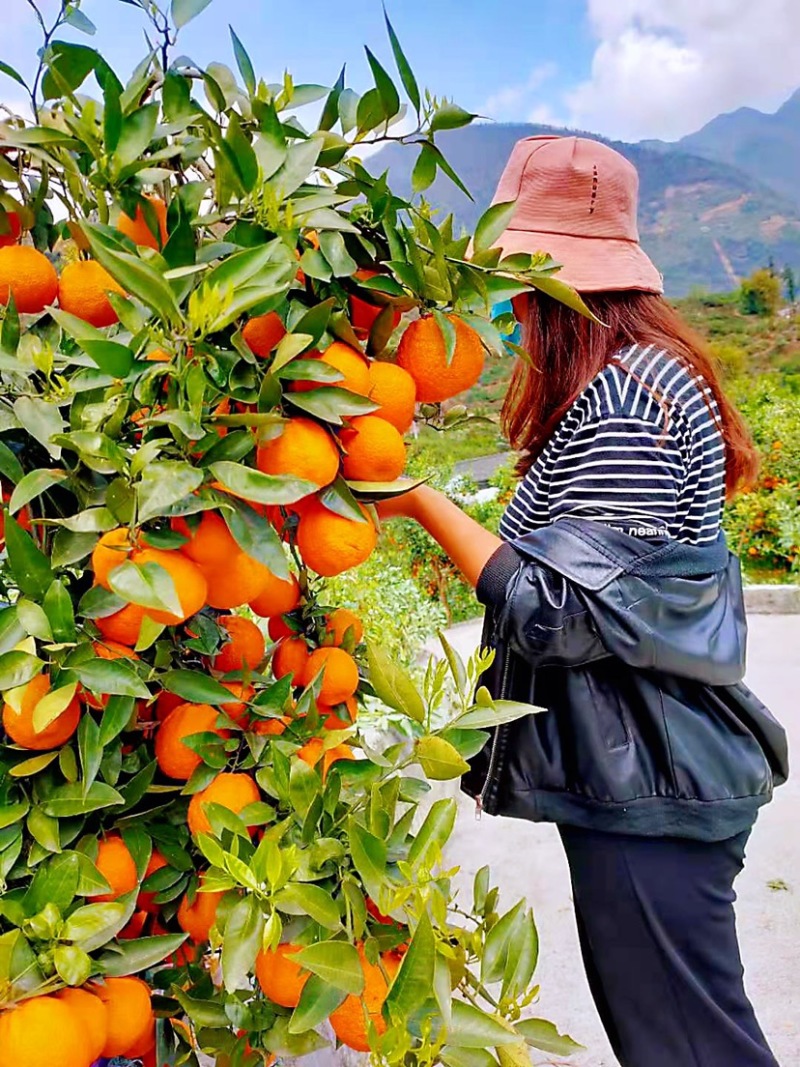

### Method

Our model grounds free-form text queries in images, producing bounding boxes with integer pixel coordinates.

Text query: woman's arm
[377,485,502,589]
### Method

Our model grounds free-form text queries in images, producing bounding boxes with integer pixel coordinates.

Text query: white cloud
[566,0,800,141]
[481,62,558,121]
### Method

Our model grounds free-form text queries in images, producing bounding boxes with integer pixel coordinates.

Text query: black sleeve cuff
[476,542,521,606]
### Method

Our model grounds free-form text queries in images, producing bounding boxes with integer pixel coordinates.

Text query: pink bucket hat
[491,135,663,294]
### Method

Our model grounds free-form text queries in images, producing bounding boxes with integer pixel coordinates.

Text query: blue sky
[5,0,800,141]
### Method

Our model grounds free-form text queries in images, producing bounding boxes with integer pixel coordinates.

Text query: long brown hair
[502,290,758,498]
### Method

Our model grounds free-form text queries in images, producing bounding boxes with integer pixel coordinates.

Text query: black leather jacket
[462,518,789,841]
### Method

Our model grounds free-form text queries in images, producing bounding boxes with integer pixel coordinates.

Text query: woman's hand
[375,484,502,589]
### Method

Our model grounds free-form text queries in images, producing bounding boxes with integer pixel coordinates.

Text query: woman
[381,137,788,1067]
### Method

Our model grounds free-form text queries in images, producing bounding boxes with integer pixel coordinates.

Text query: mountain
[676,90,800,209]
[370,123,800,297]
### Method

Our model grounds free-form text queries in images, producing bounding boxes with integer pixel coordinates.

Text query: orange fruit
[145,347,171,362]
[249,570,301,618]
[0,245,58,315]
[95,601,147,646]
[91,527,134,589]
[297,738,355,779]
[130,547,207,624]
[2,673,81,751]
[155,703,229,781]
[154,690,184,722]
[340,415,406,482]
[296,498,377,577]
[306,647,359,705]
[55,987,108,1063]
[0,995,88,1067]
[58,259,125,328]
[272,636,311,686]
[187,772,260,837]
[173,511,237,566]
[255,943,310,1008]
[94,834,138,902]
[177,876,224,943]
[242,312,286,357]
[137,848,168,914]
[256,418,340,489]
[125,1019,156,1059]
[320,695,358,731]
[211,615,266,673]
[93,638,139,662]
[93,976,153,1058]
[251,714,290,736]
[329,946,401,1052]
[220,680,255,723]
[0,210,22,248]
[117,195,168,249]
[366,361,417,433]
[292,341,370,395]
[396,314,484,403]
[325,609,364,647]
[349,270,402,339]
[199,551,273,610]
[268,615,296,641]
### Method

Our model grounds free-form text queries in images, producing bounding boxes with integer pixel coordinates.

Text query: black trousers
[558,826,779,1067]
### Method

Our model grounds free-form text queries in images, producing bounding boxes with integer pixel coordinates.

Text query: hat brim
[493,228,664,295]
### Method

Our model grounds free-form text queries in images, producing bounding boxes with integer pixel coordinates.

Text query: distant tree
[782,265,797,305]
[739,268,782,316]
[767,256,777,277]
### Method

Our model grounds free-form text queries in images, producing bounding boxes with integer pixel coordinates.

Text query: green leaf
[456,699,544,731]
[223,501,290,580]
[274,884,341,930]
[12,753,60,781]
[71,659,150,700]
[0,801,29,831]
[384,11,421,114]
[365,47,400,120]
[64,8,96,35]
[287,386,378,425]
[172,0,214,29]
[13,396,64,458]
[5,514,53,598]
[54,943,92,986]
[61,901,128,952]
[414,736,470,781]
[172,990,230,1028]
[209,462,317,505]
[0,293,19,357]
[481,901,525,985]
[229,26,256,95]
[108,560,181,617]
[347,818,386,903]
[474,201,517,255]
[0,441,23,485]
[162,669,238,705]
[82,223,181,326]
[407,798,457,868]
[367,642,425,723]
[430,103,476,133]
[432,309,457,366]
[525,272,600,322]
[43,580,77,643]
[0,651,43,692]
[503,908,538,1001]
[385,912,435,1022]
[426,143,473,200]
[78,714,103,792]
[99,695,135,746]
[9,469,67,515]
[289,974,347,1034]
[289,759,321,819]
[319,65,346,132]
[295,940,364,994]
[448,1001,522,1048]
[32,682,78,733]
[41,42,98,99]
[438,631,467,690]
[318,477,368,525]
[42,782,125,818]
[23,852,79,915]
[412,143,438,194]
[0,61,28,91]
[136,461,204,524]
[516,1018,584,1056]
[113,103,159,171]
[99,933,190,976]
[222,895,264,993]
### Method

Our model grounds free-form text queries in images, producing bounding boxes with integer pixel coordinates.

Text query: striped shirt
[499,344,726,547]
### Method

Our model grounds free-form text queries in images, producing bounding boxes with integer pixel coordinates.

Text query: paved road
[434,615,799,1066]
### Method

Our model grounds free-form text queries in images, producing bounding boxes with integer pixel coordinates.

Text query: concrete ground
[435,615,799,1066]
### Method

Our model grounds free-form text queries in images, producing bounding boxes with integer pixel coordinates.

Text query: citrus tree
[0,3,584,1066]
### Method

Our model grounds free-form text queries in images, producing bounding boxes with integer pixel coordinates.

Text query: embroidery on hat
[589,164,598,215]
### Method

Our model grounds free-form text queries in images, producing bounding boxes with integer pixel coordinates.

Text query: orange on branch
[154,690,184,722]
[268,614,296,641]
[272,636,311,686]
[187,772,260,836]
[95,601,147,646]
[211,615,266,673]
[58,259,125,328]
[2,673,81,751]
[242,311,286,357]
[329,946,401,1052]
[297,737,355,778]
[173,511,238,566]
[220,680,255,723]
[94,834,138,902]
[251,714,290,736]
[0,245,58,314]
[349,270,402,339]
[396,314,485,403]
[137,848,168,914]
[91,527,134,589]
[117,195,168,249]
[367,361,417,433]
[340,415,406,482]
[125,1020,156,1059]
[325,608,364,646]
[255,943,309,1008]
[55,987,108,1064]
[292,341,370,395]
[177,876,224,943]
[306,646,359,705]
[320,695,358,730]
[256,418,340,489]
[130,547,207,624]
[200,551,274,610]
[0,995,89,1067]
[155,703,229,781]
[93,976,153,1058]
[249,570,301,618]
[296,498,377,577]
[0,210,22,247]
